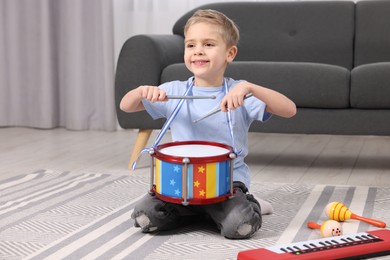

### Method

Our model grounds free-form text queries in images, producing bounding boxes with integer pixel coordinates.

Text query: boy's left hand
[220,82,250,112]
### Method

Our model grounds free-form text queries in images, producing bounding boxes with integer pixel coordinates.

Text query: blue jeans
[131,182,262,239]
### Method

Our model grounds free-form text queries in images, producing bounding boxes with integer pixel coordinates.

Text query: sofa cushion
[161,62,350,109]
[174,1,355,69]
[354,0,390,66]
[351,62,390,109]
[250,108,390,136]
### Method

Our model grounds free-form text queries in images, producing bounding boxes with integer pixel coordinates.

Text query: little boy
[120,9,296,239]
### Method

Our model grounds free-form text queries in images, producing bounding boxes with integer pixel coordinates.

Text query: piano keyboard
[267,232,380,254]
[237,229,390,260]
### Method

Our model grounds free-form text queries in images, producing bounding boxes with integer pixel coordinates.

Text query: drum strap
[131,77,195,170]
[223,78,240,155]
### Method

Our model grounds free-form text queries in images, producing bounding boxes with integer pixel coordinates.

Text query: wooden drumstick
[166,95,216,100]
[193,93,253,123]
[307,220,343,237]
[325,201,387,228]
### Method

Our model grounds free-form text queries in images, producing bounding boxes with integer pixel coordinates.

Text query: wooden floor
[1,127,390,187]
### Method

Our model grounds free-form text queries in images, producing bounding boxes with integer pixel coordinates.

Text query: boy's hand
[220,83,250,112]
[139,85,167,102]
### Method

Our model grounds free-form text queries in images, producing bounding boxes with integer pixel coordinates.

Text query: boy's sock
[256,197,274,215]
[233,181,274,215]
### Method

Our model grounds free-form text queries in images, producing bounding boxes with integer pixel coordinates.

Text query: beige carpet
[1,169,389,260]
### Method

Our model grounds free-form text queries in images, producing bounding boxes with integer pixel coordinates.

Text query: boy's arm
[221,81,297,118]
[120,85,167,113]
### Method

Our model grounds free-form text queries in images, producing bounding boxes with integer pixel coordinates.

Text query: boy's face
[184,22,237,86]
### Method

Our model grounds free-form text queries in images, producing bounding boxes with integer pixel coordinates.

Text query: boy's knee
[218,189,262,239]
[132,193,190,232]
[220,204,262,239]
[133,194,166,217]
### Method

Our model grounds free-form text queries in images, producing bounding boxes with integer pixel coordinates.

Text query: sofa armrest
[115,34,184,129]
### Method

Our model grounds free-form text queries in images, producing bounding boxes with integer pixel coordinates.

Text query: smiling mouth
[192,60,209,66]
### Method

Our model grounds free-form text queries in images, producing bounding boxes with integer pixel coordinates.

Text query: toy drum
[149,141,236,205]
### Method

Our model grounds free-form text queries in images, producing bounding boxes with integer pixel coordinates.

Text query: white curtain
[0,0,116,131]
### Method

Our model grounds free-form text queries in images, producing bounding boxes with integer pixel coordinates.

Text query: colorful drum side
[155,159,231,202]
[151,141,235,205]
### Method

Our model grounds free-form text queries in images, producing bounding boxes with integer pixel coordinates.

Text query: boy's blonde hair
[184,9,240,47]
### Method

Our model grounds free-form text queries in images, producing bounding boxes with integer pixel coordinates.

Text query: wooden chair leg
[129,129,153,169]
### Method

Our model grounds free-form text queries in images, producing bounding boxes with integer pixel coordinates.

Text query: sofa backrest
[173,1,355,69]
[354,0,390,66]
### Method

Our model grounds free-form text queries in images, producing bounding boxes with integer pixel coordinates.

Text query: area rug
[1,170,389,260]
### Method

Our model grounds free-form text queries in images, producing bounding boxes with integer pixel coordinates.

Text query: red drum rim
[153,189,232,205]
[152,140,234,164]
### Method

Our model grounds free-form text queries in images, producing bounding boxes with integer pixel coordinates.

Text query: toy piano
[237,229,390,260]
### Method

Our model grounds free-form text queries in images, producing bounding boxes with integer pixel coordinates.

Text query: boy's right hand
[120,85,167,113]
[139,85,167,103]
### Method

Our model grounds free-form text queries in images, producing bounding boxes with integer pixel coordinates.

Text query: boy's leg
[202,182,262,239]
[131,193,198,232]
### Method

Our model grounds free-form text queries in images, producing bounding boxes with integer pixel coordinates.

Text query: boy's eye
[185,42,215,48]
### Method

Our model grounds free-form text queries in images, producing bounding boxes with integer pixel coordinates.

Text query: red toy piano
[237,229,390,259]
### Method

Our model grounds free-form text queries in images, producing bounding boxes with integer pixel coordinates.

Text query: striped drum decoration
[150,141,235,205]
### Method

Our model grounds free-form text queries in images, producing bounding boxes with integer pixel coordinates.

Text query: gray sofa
[115,1,390,164]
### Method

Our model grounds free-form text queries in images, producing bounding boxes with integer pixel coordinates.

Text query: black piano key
[293,246,301,251]
[280,248,288,253]
[286,246,295,252]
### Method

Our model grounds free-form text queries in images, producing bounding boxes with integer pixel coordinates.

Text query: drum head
[160,144,229,157]
[153,141,234,164]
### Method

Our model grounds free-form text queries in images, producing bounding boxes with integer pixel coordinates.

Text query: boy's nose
[194,47,204,55]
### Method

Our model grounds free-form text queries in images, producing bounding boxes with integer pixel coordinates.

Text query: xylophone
[237,229,390,260]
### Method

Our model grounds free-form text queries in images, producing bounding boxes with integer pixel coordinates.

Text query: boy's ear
[227,46,238,63]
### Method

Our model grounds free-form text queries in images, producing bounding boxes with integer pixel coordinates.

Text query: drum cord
[131,77,195,170]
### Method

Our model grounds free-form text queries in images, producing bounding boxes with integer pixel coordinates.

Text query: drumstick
[193,93,253,123]
[166,95,216,100]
